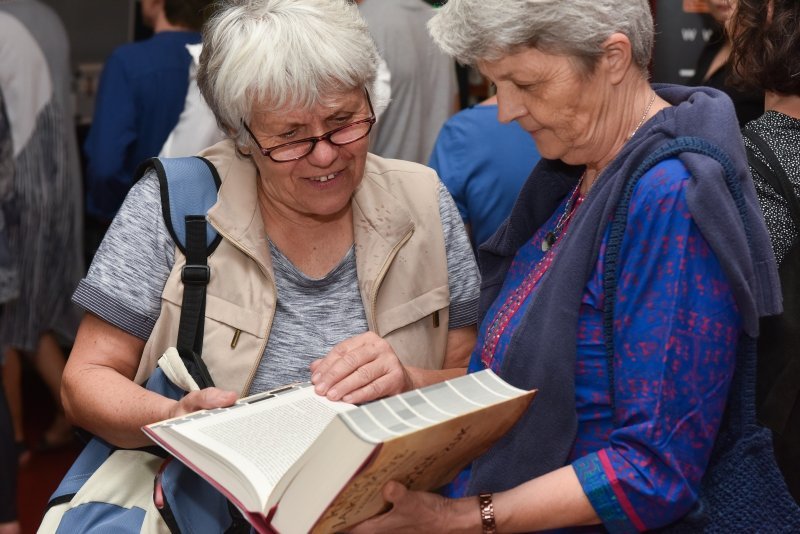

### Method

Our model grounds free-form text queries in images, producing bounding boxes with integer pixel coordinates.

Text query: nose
[495,89,527,124]
[305,137,339,167]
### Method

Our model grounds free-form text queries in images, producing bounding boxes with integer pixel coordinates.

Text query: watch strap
[478,492,497,534]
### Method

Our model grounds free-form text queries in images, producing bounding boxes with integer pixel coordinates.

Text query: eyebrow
[271,105,359,131]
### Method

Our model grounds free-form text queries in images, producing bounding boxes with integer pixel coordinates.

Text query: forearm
[494,466,599,531]
[443,466,599,533]
[406,366,466,389]
[405,325,475,389]
[62,363,175,449]
[61,314,171,448]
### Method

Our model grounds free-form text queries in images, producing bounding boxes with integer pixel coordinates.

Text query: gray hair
[428,0,653,73]
[197,0,380,146]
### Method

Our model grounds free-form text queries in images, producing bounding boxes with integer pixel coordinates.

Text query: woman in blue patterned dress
[352,0,782,532]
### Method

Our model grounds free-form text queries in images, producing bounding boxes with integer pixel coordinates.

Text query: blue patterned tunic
[452,158,740,532]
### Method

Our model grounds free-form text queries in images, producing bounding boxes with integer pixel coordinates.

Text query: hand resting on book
[311,328,476,405]
[167,387,238,420]
[310,331,413,404]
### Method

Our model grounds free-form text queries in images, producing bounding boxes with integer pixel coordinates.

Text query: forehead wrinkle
[253,91,364,130]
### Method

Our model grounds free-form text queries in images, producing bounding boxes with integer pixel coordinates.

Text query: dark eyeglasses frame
[242,90,376,163]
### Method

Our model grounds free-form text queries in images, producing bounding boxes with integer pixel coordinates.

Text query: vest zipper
[369,228,414,331]
[210,225,276,397]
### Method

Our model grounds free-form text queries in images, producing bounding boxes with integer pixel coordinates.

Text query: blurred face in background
[139,0,160,28]
[708,0,735,26]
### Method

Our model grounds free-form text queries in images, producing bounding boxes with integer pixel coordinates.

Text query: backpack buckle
[181,265,210,285]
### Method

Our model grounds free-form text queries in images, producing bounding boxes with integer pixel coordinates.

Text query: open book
[143,369,536,534]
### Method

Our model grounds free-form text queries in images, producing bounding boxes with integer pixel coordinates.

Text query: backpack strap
[742,127,800,229]
[137,156,222,389]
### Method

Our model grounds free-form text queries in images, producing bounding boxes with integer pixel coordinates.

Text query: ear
[229,126,251,156]
[237,142,252,157]
[600,33,633,85]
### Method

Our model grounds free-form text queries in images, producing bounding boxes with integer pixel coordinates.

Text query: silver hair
[428,0,653,73]
[197,0,381,146]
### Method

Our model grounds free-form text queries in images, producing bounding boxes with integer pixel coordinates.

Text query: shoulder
[107,32,196,73]
[363,152,440,192]
[743,111,800,160]
[108,40,145,63]
[101,42,145,79]
[0,11,46,69]
[631,158,691,212]
[632,158,692,200]
[623,158,693,231]
[99,168,174,259]
[359,154,445,227]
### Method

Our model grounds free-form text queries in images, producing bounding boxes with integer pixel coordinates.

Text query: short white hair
[198,0,380,146]
[428,0,653,73]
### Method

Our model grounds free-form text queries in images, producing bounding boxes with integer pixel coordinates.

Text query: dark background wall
[651,0,714,84]
[40,0,136,66]
[37,0,715,121]
[38,1,140,124]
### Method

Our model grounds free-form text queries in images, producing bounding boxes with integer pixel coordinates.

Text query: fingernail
[327,388,339,400]
[342,394,353,403]
[311,372,321,383]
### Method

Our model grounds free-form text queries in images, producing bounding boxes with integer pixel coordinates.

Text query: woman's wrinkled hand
[168,387,238,419]
[310,332,413,403]
[350,481,460,533]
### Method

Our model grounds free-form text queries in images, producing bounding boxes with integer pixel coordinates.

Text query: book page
[395,390,451,422]
[382,396,436,427]
[415,381,482,415]
[340,409,395,443]
[150,384,354,502]
[469,369,529,398]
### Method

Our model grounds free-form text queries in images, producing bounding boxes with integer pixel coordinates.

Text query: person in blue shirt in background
[429,96,540,250]
[83,0,213,246]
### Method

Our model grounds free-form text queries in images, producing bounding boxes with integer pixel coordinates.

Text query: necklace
[628,91,656,141]
[541,174,584,252]
[540,90,655,253]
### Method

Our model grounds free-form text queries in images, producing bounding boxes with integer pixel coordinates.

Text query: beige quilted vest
[136,141,450,395]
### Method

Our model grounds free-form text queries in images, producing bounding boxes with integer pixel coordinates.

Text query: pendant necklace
[541,174,584,252]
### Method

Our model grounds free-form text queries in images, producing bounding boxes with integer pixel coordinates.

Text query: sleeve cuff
[72,279,155,340]
[573,451,643,533]
[449,295,478,329]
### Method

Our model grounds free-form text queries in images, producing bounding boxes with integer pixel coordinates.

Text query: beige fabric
[38,353,203,534]
[158,347,201,392]
[137,141,450,396]
[38,451,170,534]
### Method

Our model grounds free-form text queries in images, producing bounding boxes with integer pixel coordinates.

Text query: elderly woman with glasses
[61,0,479,452]
[351,0,783,532]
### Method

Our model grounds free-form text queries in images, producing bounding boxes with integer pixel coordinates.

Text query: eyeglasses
[243,90,376,163]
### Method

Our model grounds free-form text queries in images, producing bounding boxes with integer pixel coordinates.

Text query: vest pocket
[158,293,267,394]
[375,284,449,337]
[202,294,265,337]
